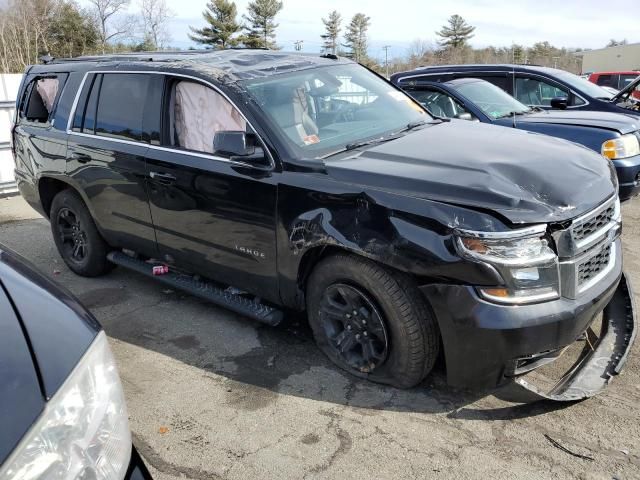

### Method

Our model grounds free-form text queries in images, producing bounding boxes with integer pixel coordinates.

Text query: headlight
[602,134,640,160]
[455,225,560,304]
[0,332,131,480]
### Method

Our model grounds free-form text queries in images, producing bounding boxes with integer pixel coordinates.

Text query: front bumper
[612,155,640,201]
[421,257,636,400]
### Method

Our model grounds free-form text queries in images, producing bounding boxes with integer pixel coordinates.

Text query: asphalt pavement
[1,194,639,480]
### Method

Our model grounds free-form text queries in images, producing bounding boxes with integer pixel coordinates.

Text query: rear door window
[94,73,150,142]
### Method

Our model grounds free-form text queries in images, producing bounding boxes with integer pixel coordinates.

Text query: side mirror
[550,97,568,109]
[456,112,473,121]
[213,131,269,167]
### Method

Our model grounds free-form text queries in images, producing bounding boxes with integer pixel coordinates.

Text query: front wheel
[306,254,439,388]
[50,189,113,277]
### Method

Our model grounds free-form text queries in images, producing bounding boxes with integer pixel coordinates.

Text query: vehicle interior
[244,64,428,156]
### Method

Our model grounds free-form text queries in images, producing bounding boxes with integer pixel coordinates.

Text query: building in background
[578,43,640,74]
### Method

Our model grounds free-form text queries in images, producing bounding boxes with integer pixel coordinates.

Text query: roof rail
[46,48,273,65]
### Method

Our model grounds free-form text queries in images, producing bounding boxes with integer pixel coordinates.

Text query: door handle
[149,171,177,185]
[70,152,91,163]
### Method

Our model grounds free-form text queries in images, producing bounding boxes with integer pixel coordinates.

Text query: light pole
[383,45,391,78]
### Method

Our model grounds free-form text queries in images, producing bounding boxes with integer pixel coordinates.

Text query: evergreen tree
[436,14,475,49]
[48,1,99,58]
[241,0,282,49]
[511,43,525,63]
[321,10,341,55]
[343,13,370,63]
[189,0,241,49]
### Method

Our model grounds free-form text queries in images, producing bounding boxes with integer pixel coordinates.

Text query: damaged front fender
[276,180,505,309]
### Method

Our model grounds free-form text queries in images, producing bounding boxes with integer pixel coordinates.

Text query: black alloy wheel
[318,283,389,373]
[50,189,113,277]
[57,207,88,263]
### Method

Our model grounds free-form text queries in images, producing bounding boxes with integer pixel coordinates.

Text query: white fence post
[0,74,23,197]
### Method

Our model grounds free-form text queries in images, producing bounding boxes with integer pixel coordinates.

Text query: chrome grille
[572,204,616,242]
[577,244,612,286]
[555,196,620,299]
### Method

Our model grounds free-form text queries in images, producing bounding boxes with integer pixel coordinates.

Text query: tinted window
[595,74,616,87]
[83,75,101,134]
[515,77,568,106]
[619,74,639,89]
[95,74,149,141]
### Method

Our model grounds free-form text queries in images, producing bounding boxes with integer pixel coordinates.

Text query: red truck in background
[588,71,640,99]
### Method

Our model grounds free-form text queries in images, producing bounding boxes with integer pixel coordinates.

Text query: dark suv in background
[391,75,640,200]
[390,64,640,117]
[0,246,151,479]
[11,50,636,401]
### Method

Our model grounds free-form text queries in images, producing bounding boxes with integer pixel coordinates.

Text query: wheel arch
[37,176,96,221]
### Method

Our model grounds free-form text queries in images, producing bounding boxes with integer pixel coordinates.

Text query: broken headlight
[455,225,560,304]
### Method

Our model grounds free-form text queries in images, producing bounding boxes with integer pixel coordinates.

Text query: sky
[77,0,639,61]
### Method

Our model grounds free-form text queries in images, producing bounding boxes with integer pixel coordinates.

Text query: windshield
[452,80,530,119]
[241,64,429,158]
[553,70,614,99]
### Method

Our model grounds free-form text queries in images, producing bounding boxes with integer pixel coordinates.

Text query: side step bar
[107,251,283,326]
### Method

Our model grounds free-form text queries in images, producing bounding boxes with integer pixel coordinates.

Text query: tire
[50,189,113,277]
[306,253,439,389]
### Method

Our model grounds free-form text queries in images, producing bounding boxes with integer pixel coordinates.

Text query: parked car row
[391,64,640,201]
[5,50,637,475]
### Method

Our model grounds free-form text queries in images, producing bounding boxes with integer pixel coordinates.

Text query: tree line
[0,0,175,73]
[0,1,613,74]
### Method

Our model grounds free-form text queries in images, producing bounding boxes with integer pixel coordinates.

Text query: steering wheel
[330,103,359,123]
[424,100,446,118]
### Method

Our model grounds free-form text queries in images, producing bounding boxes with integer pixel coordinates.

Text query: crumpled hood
[324,121,616,225]
[517,110,639,134]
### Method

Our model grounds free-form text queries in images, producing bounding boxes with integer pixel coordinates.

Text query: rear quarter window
[18,74,67,125]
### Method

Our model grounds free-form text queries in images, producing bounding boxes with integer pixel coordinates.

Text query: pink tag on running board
[152,265,169,275]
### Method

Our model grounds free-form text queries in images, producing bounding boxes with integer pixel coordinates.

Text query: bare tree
[139,0,173,49]
[87,0,130,53]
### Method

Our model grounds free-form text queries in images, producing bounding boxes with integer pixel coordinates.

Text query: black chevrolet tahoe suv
[0,245,151,479]
[12,50,637,401]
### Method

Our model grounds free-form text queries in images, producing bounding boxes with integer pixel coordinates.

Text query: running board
[107,251,283,326]
[508,272,636,402]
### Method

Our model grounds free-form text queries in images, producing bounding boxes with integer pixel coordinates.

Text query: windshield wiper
[344,136,394,151]
[496,110,529,119]
[323,120,437,159]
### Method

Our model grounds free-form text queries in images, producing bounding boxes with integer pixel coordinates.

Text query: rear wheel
[306,253,439,388]
[50,189,113,277]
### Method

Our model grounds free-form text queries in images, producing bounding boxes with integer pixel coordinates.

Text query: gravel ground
[1,194,639,480]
